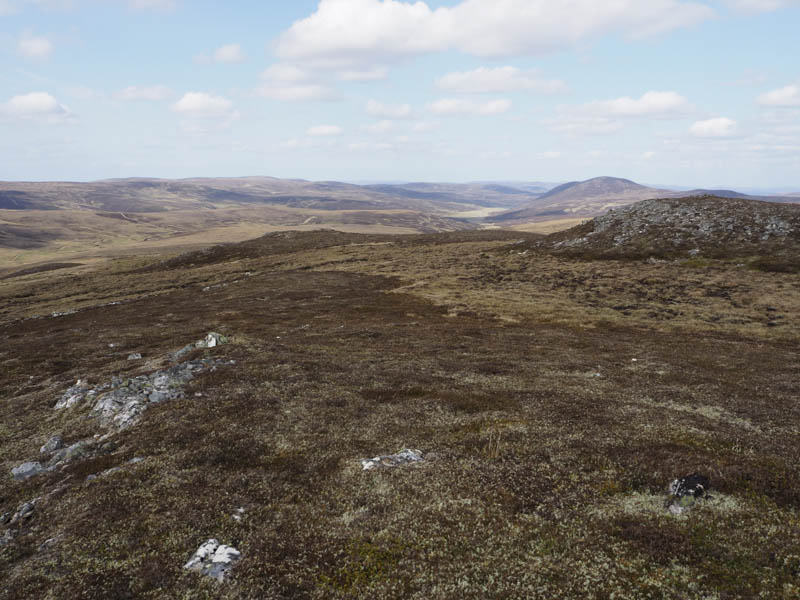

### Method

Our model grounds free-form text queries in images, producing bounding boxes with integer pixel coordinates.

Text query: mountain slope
[489,177,670,222]
[544,195,800,268]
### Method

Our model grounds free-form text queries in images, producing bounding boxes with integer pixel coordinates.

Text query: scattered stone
[1,512,12,525]
[232,507,245,522]
[40,435,64,455]
[183,539,241,582]
[128,457,145,465]
[11,461,43,480]
[10,499,38,525]
[361,449,424,471]
[172,332,229,361]
[55,379,93,410]
[38,536,61,552]
[0,530,13,548]
[666,472,710,515]
[127,353,143,361]
[89,358,223,430]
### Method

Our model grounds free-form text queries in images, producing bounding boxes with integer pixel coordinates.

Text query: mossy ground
[1,230,798,599]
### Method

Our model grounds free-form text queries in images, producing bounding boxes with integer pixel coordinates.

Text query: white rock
[361,448,423,471]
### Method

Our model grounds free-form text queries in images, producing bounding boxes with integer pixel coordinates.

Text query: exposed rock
[40,435,64,455]
[172,332,229,361]
[0,530,13,548]
[48,440,94,467]
[54,379,94,410]
[183,538,241,582]
[127,353,143,361]
[666,472,710,515]
[11,461,43,480]
[361,448,424,471]
[89,358,223,430]
[10,498,38,525]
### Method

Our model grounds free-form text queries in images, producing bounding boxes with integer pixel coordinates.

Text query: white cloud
[307,124,343,136]
[17,34,53,59]
[538,150,561,159]
[366,99,413,119]
[643,151,657,159]
[212,43,246,64]
[757,84,800,107]
[339,67,388,82]
[542,114,623,136]
[276,0,714,67]
[723,0,800,13]
[585,91,692,117]
[171,92,238,121]
[257,82,337,102]
[411,121,440,133]
[427,98,511,116]
[257,65,338,101]
[262,63,311,83]
[435,66,568,94]
[0,91,73,123]
[689,117,739,138]
[114,85,173,101]
[364,120,397,134]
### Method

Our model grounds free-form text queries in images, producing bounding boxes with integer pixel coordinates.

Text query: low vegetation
[1,220,798,598]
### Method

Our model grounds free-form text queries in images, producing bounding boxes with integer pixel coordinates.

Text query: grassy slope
[1,230,799,599]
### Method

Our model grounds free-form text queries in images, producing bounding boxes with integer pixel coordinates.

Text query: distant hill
[541,195,800,270]
[488,177,800,223]
[489,177,670,222]
[363,182,538,208]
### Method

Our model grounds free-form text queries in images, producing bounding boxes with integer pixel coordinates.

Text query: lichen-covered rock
[40,435,64,455]
[183,539,241,582]
[127,353,142,361]
[9,498,38,525]
[54,380,94,410]
[666,472,710,515]
[88,358,224,430]
[172,332,229,360]
[11,462,43,480]
[361,448,423,471]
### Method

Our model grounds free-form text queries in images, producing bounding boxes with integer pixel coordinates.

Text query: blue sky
[1,0,799,188]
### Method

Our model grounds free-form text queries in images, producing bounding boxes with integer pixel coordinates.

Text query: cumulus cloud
[366,99,413,119]
[276,0,714,67]
[757,84,800,107]
[114,85,173,101]
[307,124,343,136]
[339,67,388,82]
[212,43,246,64]
[585,91,692,117]
[171,92,238,123]
[427,98,511,116]
[257,64,338,101]
[0,91,73,123]
[17,34,53,59]
[689,117,739,138]
[435,66,568,94]
[542,114,624,136]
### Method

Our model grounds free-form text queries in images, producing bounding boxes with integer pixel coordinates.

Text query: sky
[1,0,799,189]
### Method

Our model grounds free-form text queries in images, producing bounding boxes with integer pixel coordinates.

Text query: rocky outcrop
[545,196,800,262]
[183,539,241,582]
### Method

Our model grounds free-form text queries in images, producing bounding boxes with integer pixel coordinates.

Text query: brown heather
[0,226,798,599]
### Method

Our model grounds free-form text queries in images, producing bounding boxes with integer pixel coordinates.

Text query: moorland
[1,190,799,599]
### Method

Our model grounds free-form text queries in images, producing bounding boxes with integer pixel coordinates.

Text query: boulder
[666,472,710,515]
[11,462,43,480]
[127,353,142,361]
[361,448,424,471]
[40,435,64,455]
[183,539,241,582]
